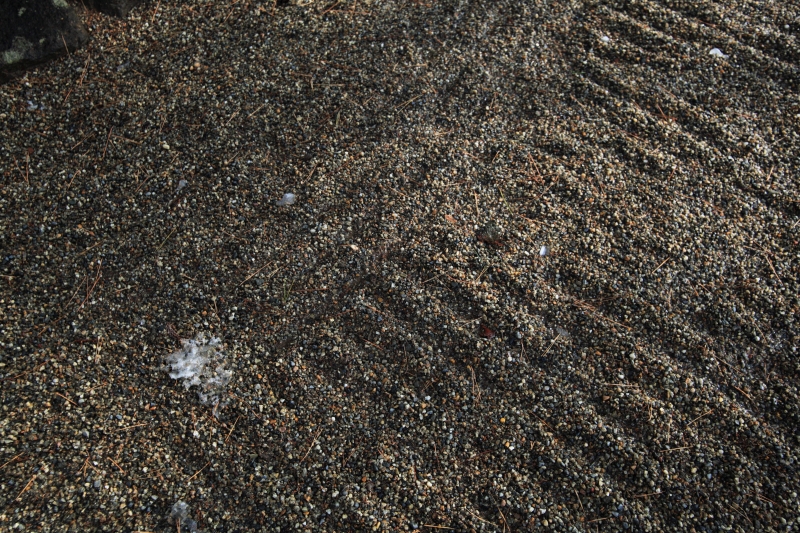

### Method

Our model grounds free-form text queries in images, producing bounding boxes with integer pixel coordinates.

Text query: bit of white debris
[170,501,198,533]
[709,48,727,58]
[163,333,232,405]
[161,142,171,150]
[601,35,610,43]
[176,179,188,192]
[276,192,296,206]
[171,501,189,522]
[539,245,549,257]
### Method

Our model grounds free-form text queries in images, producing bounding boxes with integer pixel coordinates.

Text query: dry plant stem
[533,411,554,431]
[687,410,714,427]
[762,253,782,285]
[94,336,103,363]
[468,365,481,404]
[394,91,428,111]
[115,423,147,432]
[496,503,509,533]
[299,161,319,185]
[76,241,103,257]
[632,492,662,499]
[650,257,671,275]
[342,447,357,468]
[237,261,278,288]
[321,0,342,16]
[574,488,585,517]
[0,453,25,471]
[220,229,246,243]
[300,428,323,462]
[63,55,91,106]
[733,385,753,401]
[80,260,103,308]
[109,457,125,473]
[54,392,77,406]
[112,134,142,144]
[157,227,178,249]
[186,461,210,483]
[66,168,83,189]
[151,0,162,23]
[101,127,113,160]
[224,148,243,166]
[661,446,691,453]
[540,334,561,358]
[70,131,96,150]
[15,474,36,501]
[742,243,784,285]
[12,157,27,186]
[225,415,241,443]
[655,102,671,122]
[223,110,240,127]
[246,104,265,119]
[60,32,71,58]
[77,454,100,477]
[467,510,499,528]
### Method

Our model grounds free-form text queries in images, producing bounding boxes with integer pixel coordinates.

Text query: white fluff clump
[276,192,296,206]
[169,501,198,533]
[163,333,232,405]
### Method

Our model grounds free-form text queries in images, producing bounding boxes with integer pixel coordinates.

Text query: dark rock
[0,0,88,77]
[1,0,144,83]
[81,0,144,18]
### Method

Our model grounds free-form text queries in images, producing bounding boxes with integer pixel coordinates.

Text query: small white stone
[601,35,610,43]
[709,48,727,58]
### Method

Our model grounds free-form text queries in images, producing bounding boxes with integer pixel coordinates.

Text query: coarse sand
[1,0,798,531]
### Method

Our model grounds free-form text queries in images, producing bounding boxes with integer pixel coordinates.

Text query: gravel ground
[1,1,799,531]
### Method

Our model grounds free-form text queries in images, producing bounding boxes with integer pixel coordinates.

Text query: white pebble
[539,245,549,257]
[709,48,727,58]
[601,35,610,43]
